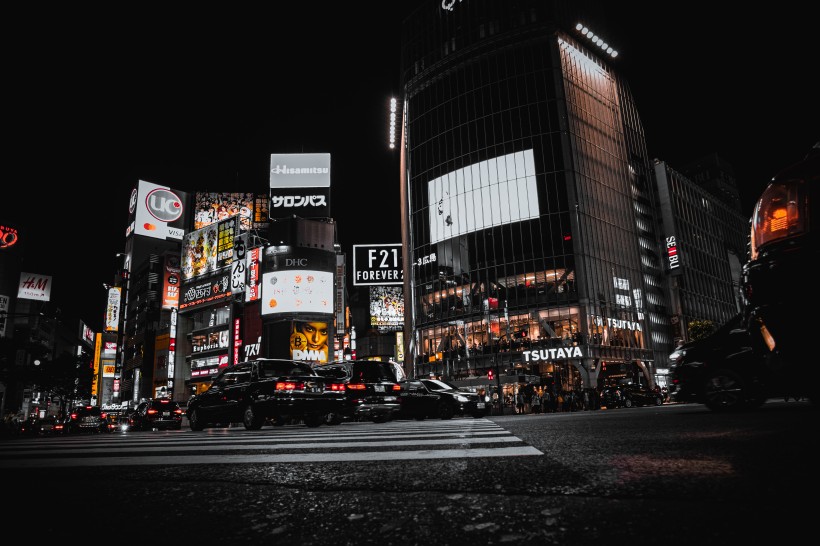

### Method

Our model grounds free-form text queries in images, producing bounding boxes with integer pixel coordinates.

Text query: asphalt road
[3,400,815,544]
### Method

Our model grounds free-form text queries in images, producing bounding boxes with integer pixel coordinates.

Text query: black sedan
[186,358,346,431]
[312,360,402,424]
[128,399,184,431]
[396,378,488,420]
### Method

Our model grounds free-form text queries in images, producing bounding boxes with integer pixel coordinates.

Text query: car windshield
[258,360,313,378]
[421,379,458,391]
[350,362,396,382]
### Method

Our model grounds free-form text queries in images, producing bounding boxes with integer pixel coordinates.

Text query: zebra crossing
[0,417,542,469]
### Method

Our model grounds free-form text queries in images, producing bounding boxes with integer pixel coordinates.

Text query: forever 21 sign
[353,244,403,287]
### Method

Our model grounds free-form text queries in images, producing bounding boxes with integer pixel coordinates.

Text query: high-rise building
[399,0,673,393]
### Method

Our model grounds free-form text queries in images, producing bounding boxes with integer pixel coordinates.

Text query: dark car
[66,405,107,433]
[741,141,818,403]
[620,383,664,407]
[128,399,184,431]
[396,378,488,420]
[312,360,402,423]
[599,385,627,409]
[38,416,66,436]
[668,313,770,411]
[186,358,346,431]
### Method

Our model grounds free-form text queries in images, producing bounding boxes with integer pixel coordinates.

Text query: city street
[2,400,815,544]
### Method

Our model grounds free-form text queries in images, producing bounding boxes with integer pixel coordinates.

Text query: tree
[687,319,715,342]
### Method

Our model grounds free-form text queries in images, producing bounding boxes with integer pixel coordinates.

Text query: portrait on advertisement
[290,320,329,363]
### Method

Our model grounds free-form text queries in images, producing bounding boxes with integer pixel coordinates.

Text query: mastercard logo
[143,223,157,231]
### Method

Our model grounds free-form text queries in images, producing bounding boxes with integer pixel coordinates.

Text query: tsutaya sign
[522,346,585,362]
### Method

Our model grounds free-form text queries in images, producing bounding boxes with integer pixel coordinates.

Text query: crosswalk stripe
[0,418,542,467]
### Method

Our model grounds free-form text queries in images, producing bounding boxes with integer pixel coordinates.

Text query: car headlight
[455,395,468,402]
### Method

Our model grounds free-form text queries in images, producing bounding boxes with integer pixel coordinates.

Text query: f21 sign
[353,244,403,286]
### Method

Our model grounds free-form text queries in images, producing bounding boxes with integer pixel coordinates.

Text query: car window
[259,360,313,378]
[351,362,396,382]
[421,379,456,391]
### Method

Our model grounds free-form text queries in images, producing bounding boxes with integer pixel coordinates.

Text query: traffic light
[488,369,494,380]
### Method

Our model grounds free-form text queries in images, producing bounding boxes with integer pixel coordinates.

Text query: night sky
[5,2,816,333]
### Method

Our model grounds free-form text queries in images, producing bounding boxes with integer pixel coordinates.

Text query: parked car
[186,358,347,431]
[312,360,402,423]
[128,399,184,431]
[599,385,627,409]
[668,313,770,411]
[396,378,488,420]
[65,405,108,433]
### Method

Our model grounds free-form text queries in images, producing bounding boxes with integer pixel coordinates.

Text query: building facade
[399,0,674,394]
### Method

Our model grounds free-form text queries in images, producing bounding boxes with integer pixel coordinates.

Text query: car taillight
[174,408,183,415]
[328,383,346,391]
[347,383,366,390]
[70,413,78,420]
[276,381,305,391]
[147,409,158,415]
[391,384,401,391]
[750,180,806,260]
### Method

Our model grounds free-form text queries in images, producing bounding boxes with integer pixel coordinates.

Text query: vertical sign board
[0,294,8,338]
[92,334,102,398]
[352,244,403,286]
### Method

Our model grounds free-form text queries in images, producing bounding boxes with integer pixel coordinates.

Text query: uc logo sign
[145,188,183,222]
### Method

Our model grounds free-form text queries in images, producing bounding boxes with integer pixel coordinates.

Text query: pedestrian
[515,390,525,414]
[531,390,541,414]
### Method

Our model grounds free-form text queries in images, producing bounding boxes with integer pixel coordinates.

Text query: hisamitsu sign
[353,244,403,286]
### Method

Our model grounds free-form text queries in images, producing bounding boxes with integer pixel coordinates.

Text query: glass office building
[399,0,673,392]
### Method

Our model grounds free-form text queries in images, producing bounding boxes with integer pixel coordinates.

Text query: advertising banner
[269,187,330,219]
[132,180,190,241]
[245,247,262,302]
[269,153,331,188]
[231,234,248,296]
[92,334,102,397]
[162,253,181,309]
[181,216,238,281]
[104,287,122,332]
[0,294,8,338]
[179,271,231,311]
[194,192,255,231]
[80,322,95,346]
[353,244,403,286]
[369,285,404,332]
[290,319,329,363]
[261,247,335,316]
[17,272,52,301]
[427,149,539,244]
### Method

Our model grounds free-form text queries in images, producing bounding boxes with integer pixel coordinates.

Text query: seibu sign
[353,244,403,286]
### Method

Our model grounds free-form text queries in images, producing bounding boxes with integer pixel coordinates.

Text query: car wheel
[188,409,205,431]
[303,413,323,427]
[654,396,663,406]
[703,368,747,412]
[325,412,343,426]
[438,402,454,420]
[623,398,633,408]
[243,405,264,430]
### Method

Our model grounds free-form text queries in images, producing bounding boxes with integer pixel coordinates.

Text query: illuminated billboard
[290,319,329,363]
[428,149,539,244]
[194,192,255,232]
[132,180,190,241]
[369,286,404,332]
[162,253,181,309]
[261,247,335,316]
[18,272,52,301]
[104,287,122,332]
[353,243,403,286]
[181,216,239,282]
[269,153,331,219]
